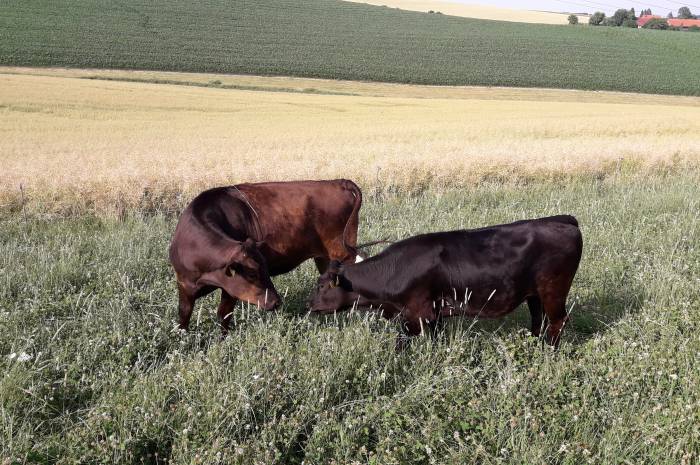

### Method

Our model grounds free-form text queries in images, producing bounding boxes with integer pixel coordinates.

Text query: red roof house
[637,14,700,29]
[668,18,700,29]
[636,14,661,28]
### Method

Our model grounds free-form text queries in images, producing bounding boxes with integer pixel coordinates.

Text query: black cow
[308,215,583,346]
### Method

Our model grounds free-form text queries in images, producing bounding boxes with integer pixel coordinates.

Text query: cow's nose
[305,296,318,310]
[266,295,281,311]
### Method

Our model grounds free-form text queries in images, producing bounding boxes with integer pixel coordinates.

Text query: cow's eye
[230,264,254,280]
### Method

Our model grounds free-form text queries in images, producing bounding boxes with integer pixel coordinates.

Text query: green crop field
[1,0,699,95]
[3,175,700,463]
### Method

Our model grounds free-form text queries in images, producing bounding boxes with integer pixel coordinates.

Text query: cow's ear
[226,242,247,262]
[328,273,339,288]
[328,260,343,273]
[338,274,353,291]
[255,240,266,250]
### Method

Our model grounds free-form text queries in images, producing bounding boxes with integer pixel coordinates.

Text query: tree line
[566,6,699,30]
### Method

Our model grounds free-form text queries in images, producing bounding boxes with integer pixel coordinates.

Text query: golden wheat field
[1,67,699,214]
[346,0,589,24]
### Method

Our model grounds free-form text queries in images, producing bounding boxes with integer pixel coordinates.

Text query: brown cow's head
[307,261,360,314]
[226,238,280,310]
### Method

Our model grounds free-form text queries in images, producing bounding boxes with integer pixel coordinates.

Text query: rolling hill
[0,0,698,95]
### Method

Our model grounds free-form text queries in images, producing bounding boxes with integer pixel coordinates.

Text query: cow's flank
[308,215,583,346]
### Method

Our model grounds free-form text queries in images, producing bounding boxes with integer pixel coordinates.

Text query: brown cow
[169,179,362,333]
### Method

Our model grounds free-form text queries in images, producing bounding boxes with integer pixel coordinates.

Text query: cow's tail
[341,179,363,260]
[355,239,393,260]
[356,239,393,249]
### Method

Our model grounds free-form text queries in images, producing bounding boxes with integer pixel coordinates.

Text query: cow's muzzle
[260,290,281,311]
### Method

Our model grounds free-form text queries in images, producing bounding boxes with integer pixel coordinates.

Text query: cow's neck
[343,259,390,300]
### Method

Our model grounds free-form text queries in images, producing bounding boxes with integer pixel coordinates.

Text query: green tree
[644,17,669,29]
[568,14,579,25]
[623,18,638,27]
[589,11,606,25]
[677,7,694,19]
[611,9,631,26]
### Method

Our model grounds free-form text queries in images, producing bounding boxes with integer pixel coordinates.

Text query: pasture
[2,175,700,463]
[2,68,700,463]
[1,0,699,95]
[2,68,700,215]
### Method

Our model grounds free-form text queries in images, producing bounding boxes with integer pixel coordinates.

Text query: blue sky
[450,0,699,15]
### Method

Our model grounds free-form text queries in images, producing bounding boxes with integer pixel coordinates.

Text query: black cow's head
[226,238,280,310]
[307,261,360,314]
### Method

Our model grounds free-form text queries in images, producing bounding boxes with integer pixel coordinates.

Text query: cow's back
[440,216,582,288]
[170,179,362,275]
[208,179,361,275]
[347,216,581,309]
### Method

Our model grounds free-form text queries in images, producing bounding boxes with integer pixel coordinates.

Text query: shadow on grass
[280,277,648,349]
[450,282,646,346]
[196,260,647,351]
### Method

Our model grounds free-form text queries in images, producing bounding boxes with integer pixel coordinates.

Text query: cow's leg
[526,296,544,337]
[397,298,438,350]
[377,302,402,320]
[403,310,436,336]
[540,294,569,347]
[177,283,195,330]
[314,257,330,274]
[217,290,238,336]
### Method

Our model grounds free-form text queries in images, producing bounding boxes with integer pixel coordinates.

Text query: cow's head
[307,261,360,314]
[226,238,280,310]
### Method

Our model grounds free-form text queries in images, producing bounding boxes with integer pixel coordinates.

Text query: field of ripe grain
[2,68,700,215]
[348,0,588,24]
[1,0,699,95]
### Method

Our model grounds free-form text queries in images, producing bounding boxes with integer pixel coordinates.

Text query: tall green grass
[1,0,699,95]
[2,175,699,463]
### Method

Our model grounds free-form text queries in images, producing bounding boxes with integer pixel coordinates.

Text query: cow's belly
[267,259,307,276]
[439,299,523,319]
[434,279,529,319]
[263,231,334,275]
[264,249,315,276]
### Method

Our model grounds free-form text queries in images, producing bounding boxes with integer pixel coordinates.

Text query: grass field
[2,68,700,216]
[348,0,589,24]
[3,175,700,463]
[1,0,699,95]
